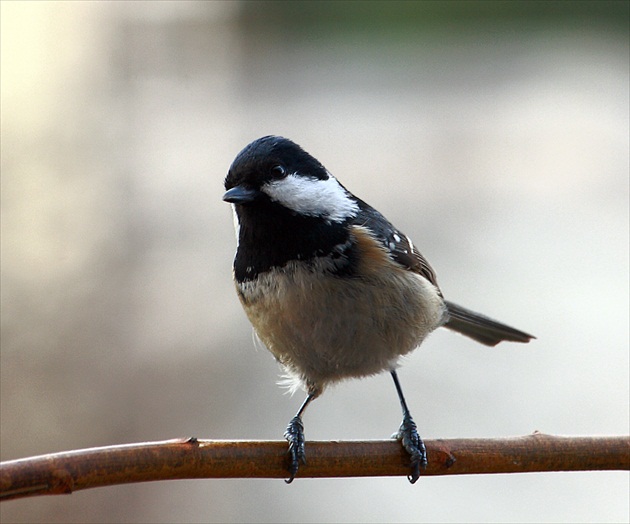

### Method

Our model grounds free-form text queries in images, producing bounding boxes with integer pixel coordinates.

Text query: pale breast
[236,237,447,392]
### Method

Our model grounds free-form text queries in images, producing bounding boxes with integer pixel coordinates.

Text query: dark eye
[270,165,287,179]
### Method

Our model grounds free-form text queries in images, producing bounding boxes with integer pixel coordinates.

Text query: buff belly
[237,259,447,393]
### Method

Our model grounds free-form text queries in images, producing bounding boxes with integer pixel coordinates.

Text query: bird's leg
[391,370,427,483]
[283,391,317,483]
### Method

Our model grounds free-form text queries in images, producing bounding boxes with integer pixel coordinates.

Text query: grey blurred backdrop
[1,1,628,523]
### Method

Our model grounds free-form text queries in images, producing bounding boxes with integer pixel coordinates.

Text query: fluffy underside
[237,226,447,395]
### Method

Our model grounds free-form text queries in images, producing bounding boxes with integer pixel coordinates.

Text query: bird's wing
[352,201,442,293]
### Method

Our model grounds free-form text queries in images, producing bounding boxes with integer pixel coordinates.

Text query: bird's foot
[393,412,427,483]
[283,415,306,483]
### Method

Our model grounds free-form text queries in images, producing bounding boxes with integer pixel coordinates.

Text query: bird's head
[223,136,358,224]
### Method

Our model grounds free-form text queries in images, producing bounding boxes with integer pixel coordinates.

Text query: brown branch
[1,433,628,501]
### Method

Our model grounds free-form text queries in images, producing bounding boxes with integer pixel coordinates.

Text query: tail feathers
[444,301,535,347]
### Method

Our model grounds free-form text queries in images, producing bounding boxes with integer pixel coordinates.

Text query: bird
[223,135,534,483]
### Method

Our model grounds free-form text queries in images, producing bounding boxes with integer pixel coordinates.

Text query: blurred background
[1,1,628,523]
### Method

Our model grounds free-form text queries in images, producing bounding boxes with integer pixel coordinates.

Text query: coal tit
[223,135,534,483]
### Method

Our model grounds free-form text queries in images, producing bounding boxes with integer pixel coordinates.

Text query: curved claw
[395,412,427,484]
[284,415,306,483]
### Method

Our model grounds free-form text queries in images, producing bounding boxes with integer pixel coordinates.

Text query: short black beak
[223,186,260,204]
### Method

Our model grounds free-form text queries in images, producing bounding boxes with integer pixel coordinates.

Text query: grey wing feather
[352,202,441,291]
[351,202,534,346]
[389,235,441,292]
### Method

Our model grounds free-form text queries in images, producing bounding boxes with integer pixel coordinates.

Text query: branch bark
[1,433,628,501]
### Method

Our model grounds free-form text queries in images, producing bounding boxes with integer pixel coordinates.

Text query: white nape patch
[263,172,359,223]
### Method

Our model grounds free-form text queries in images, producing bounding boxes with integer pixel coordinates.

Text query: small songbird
[223,136,534,483]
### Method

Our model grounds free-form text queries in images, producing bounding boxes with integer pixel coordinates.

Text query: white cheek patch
[231,205,240,246]
[263,173,359,223]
